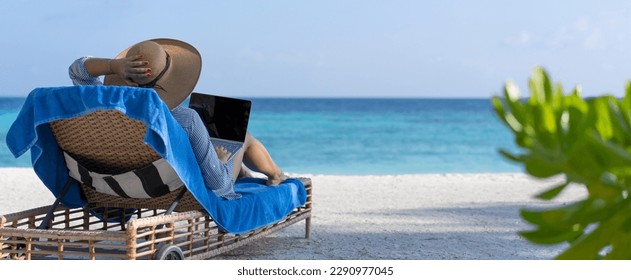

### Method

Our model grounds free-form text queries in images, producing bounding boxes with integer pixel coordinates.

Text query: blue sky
[2,1,631,98]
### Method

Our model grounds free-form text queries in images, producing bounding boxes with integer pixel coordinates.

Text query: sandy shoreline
[0,168,586,260]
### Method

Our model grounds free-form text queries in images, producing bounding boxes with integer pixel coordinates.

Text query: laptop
[188,92,252,162]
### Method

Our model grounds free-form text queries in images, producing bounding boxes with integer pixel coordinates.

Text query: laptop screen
[188,92,252,142]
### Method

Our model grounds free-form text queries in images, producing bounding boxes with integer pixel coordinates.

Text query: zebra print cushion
[63,152,184,198]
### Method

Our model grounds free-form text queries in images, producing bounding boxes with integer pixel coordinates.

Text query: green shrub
[492,66,631,259]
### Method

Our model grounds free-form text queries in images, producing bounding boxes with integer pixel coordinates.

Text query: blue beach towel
[6,85,306,234]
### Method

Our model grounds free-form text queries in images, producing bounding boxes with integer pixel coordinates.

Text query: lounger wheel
[154,245,184,260]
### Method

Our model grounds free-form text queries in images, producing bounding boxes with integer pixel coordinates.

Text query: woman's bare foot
[266,172,289,186]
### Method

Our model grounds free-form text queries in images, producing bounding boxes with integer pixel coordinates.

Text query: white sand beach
[0,168,586,260]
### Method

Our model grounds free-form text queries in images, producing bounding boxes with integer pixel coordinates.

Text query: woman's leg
[236,163,253,179]
[231,132,287,185]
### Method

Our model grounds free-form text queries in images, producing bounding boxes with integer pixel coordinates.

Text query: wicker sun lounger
[0,88,312,260]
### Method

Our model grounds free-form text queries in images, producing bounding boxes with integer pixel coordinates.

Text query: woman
[69,38,288,200]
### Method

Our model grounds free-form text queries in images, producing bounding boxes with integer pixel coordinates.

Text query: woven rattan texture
[81,183,203,211]
[49,110,202,211]
[49,110,161,174]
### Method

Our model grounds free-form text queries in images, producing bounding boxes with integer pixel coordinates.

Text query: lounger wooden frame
[0,188,312,260]
[0,110,312,260]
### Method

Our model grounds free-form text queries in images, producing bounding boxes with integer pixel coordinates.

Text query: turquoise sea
[0,97,521,175]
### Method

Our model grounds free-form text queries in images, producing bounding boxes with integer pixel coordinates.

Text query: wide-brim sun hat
[104,38,202,109]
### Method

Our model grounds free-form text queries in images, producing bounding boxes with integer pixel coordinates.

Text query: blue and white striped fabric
[64,152,184,199]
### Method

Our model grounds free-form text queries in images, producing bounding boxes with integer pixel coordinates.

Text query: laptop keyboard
[211,139,243,156]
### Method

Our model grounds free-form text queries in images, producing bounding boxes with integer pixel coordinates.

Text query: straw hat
[104,38,202,109]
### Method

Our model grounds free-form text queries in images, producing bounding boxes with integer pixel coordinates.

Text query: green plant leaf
[529,67,553,104]
[495,67,631,259]
[588,136,631,168]
[521,202,582,229]
[607,100,631,141]
[520,226,583,245]
[498,149,521,163]
[555,207,628,259]
[535,181,570,200]
[591,97,614,140]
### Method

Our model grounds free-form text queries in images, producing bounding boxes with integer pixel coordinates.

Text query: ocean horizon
[0,96,522,175]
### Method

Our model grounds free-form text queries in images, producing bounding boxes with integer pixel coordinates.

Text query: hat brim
[104,38,202,109]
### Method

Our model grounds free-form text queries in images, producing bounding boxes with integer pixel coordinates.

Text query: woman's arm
[69,55,150,86]
[69,57,103,85]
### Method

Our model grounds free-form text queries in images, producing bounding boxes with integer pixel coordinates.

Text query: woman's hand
[108,55,152,86]
[214,146,232,164]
